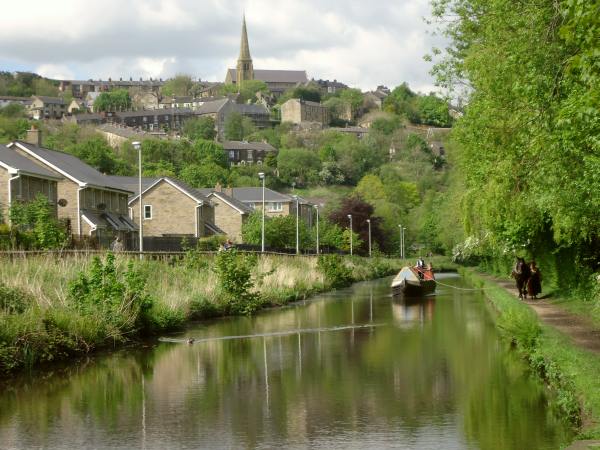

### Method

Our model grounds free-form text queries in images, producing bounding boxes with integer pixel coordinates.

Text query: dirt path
[483,274,600,355]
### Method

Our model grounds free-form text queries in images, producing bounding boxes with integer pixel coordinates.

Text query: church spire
[236,14,254,85]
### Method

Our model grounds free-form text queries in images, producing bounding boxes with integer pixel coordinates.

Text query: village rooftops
[114,108,192,118]
[32,96,66,105]
[231,187,293,203]
[197,188,253,214]
[9,141,132,193]
[193,98,231,115]
[0,144,62,179]
[226,69,307,84]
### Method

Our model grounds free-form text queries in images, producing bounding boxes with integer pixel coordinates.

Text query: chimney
[215,182,222,193]
[25,126,42,147]
[225,186,233,197]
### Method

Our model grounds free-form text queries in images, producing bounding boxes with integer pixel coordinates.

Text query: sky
[0,0,445,93]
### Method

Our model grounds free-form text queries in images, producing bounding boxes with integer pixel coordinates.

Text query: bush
[189,295,222,320]
[213,249,262,315]
[0,283,33,314]
[317,254,353,288]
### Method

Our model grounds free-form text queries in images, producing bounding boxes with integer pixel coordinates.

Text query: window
[269,202,283,212]
[229,150,235,160]
[144,205,152,219]
[247,202,255,210]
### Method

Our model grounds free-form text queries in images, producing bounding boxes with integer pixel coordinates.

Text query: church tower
[236,15,254,85]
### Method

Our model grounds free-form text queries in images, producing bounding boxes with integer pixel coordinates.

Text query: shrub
[317,254,353,288]
[0,283,33,314]
[213,249,262,315]
[189,295,222,320]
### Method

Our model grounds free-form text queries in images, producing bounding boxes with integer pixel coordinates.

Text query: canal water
[0,275,572,449]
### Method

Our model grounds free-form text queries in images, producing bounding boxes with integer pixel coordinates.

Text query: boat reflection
[391,294,436,326]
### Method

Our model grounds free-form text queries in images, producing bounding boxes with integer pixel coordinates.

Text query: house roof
[283,98,323,108]
[197,188,252,214]
[227,69,308,84]
[70,113,104,122]
[81,209,137,232]
[231,187,292,203]
[10,141,132,192]
[233,103,270,116]
[0,145,62,179]
[108,176,211,204]
[114,108,192,118]
[33,96,65,105]
[194,98,231,115]
[221,141,277,152]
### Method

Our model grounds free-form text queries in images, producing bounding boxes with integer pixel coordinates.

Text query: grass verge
[461,268,600,440]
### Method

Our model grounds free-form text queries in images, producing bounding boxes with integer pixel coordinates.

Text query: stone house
[230,187,313,226]
[28,96,67,120]
[280,99,329,127]
[6,129,136,245]
[59,78,165,99]
[108,176,219,238]
[198,186,252,242]
[222,140,278,166]
[108,108,191,131]
[67,99,86,114]
[64,113,104,126]
[0,143,61,222]
[0,96,32,109]
[96,124,167,149]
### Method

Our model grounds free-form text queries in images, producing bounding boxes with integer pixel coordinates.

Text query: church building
[225,16,308,95]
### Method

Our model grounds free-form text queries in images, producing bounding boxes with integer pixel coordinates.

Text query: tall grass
[0,253,426,374]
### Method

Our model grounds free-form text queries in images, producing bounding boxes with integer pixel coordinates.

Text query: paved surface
[486,275,600,355]
[565,440,600,450]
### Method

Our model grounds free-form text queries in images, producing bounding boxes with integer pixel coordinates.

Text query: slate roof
[0,145,62,179]
[222,141,277,152]
[11,141,132,192]
[194,98,231,115]
[227,69,307,84]
[33,96,65,105]
[197,188,252,214]
[114,108,192,118]
[233,103,270,115]
[70,113,104,123]
[231,187,292,203]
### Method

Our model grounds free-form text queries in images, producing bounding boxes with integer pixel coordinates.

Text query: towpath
[481,274,600,355]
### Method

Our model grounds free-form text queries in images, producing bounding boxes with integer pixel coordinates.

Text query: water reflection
[0,276,572,450]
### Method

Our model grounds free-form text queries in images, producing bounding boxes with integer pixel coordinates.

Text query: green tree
[242,212,314,250]
[182,116,216,141]
[220,80,269,103]
[9,195,67,249]
[161,74,194,97]
[276,148,321,186]
[93,90,132,112]
[192,139,228,167]
[65,136,131,175]
[224,112,256,140]
[339,88,364,117]
[179,162,229,188]
[414,94,452,127]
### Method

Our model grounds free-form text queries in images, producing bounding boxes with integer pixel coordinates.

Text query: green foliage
[0,103,26,118]
[0,117,29,143]
[93,89,132,112]
[9,195,67,249]
[161,74,194,96]
[179,162,229,188]
[65,135,132,175]
[68,253,154,332]
[0,283,33,314]
[278,86,322,104]
[143,161,176,177]
[220,80,269,103]
[0,72,59,97]
[182,116,216,141]
[242,212,314,250]
[189,295,222,319]
[414,94,453,127]
[317,254,353,288]
[213,249,262,315]
[370,115,403,135]
[224,111,256,140]
[277,148,321,187]
[192,139,228,167]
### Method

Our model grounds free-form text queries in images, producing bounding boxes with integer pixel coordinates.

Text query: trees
[414,94,452,127]
[220,80,269,103]
[65,136,131,175]
[192,139,228,168]
[278,86,322,104]
[242,212,314,250]
[161,75,194,97]
[9,195,67,249]
[179,163,229,188]
[224,112,256,141]
[93,90,132,112]
[276,148,321,186]
[182,116,216,141]
[328,196,383,254]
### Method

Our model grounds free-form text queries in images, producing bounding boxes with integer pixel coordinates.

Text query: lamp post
[133,141,143,259]
[402,227,407,260]
[258,172,265,253]
[398,224,402,259]
[347,214,353,256]
[366,219,371,257]
[314,205,320,255]
[293,195,299,254]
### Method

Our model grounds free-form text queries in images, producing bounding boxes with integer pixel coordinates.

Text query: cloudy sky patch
[0,0,444,92]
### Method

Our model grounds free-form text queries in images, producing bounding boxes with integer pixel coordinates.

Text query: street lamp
[314,204,320,255]
[402,227,407,260]
[293,195,299,254]
[398,224,402,259]
[133,141,143,258]
[347,214,353,256]
[258,172,265,253]
[366,219,372,257]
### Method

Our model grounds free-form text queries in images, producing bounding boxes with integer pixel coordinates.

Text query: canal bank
[0,275,573,449]
[460,268,600,442]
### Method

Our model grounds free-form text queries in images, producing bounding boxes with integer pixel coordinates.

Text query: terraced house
[0,143,61,222]
[6,129,136,246]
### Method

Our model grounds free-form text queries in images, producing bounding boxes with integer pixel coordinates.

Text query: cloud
[0,0,444,91]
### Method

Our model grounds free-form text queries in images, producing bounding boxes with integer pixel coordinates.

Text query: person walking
[511,257,530,299]
[527,261,542,299]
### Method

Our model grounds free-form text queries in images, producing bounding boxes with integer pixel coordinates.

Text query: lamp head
[258,172,265,179]
[347,214,352,219]
[132,141,141,150]
[366,219,370,223]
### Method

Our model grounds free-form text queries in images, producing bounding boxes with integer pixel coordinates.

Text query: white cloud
[35,64,74,80]
[1,0,445,92]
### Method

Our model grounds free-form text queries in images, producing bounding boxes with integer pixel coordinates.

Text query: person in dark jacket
[526,261,542,299]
